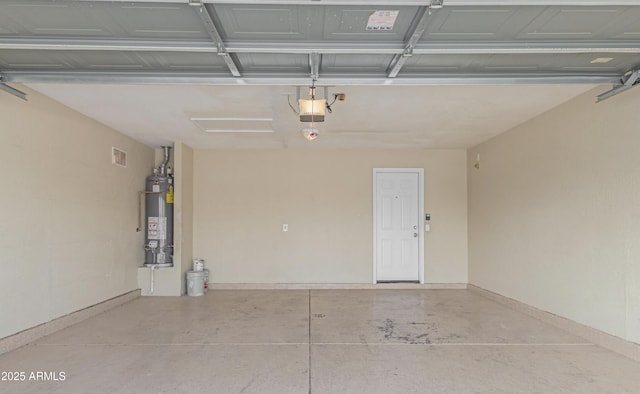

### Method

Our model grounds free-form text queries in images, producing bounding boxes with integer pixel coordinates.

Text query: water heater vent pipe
[159,146,171,176]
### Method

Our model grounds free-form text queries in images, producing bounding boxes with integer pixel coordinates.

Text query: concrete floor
[0,290,638,393]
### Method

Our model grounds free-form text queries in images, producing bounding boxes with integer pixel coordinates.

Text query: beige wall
[0,85,154,339]
[468,86,640,343]
[193,150,467,284]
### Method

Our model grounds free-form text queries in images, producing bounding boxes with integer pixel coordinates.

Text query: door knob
[413,232,418,237]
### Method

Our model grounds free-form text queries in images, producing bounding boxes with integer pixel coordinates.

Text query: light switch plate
[283,224,288,232]
[425,224,431,232]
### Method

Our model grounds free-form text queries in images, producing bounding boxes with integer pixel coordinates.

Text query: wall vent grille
[112,147,127,167]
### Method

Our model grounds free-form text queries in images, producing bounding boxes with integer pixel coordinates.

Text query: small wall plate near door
[282,224,288,232]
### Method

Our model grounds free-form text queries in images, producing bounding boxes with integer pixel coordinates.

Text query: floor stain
[377,318,432,344]
[435,333,464,343]
[379,318,395,340]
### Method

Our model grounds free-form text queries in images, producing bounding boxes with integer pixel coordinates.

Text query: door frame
[372,168,425,284]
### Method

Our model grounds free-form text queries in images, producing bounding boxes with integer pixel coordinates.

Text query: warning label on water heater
[166,185,174,204]
[147,217,167,240]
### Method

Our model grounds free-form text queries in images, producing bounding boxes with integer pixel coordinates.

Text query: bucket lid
[186,270,206,277]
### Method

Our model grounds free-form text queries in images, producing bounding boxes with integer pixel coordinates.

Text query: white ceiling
[27,83,598,150]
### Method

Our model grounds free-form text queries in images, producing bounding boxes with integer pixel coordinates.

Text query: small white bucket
[192,259,204,272]
[186,270,205,296]
[203,268,209,293]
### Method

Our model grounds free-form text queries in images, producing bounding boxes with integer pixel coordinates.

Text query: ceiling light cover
[299,99,326,122]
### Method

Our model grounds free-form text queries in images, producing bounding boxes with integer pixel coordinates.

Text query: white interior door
[374,170,423,282]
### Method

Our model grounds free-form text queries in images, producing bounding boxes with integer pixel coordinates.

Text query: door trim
[372,168,425,284]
